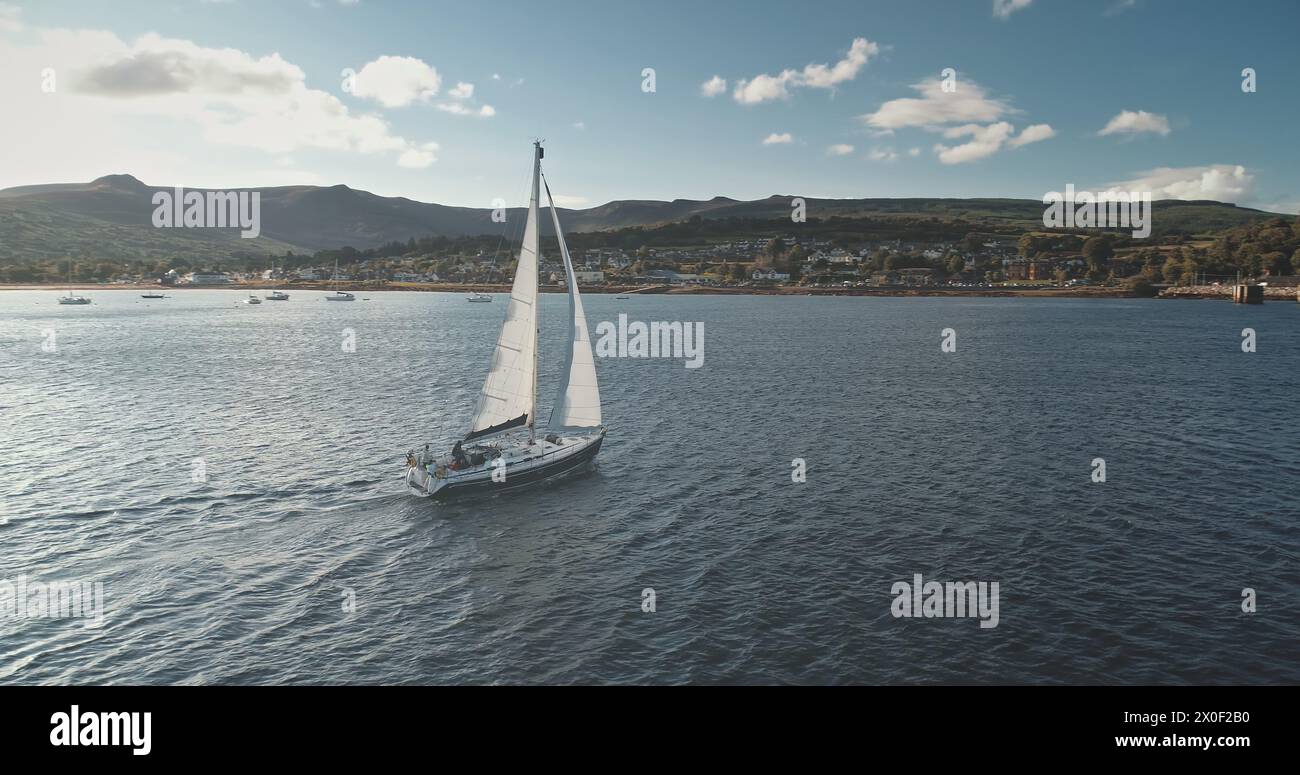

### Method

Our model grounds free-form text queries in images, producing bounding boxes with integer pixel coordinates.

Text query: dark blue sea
[1,289,1297,684]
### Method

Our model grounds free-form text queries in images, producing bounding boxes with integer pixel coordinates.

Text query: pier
[1231,284,1264,304]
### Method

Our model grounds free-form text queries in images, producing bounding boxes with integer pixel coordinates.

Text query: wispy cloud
[1104,0,1138,17]
[1099,109,1171,137]
[762,132,794,145]
[864,75,1052,164]
[1008,123,1055,147]
[861,76,1010,130]
[934,122,1053,164]
[733,38,878,104]
[993,0,1033,19]
[826,143,855,156]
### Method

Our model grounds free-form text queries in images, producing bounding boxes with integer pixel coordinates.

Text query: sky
[0,0,1297,212]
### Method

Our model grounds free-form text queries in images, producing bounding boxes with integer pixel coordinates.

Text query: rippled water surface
[1,289,1297,684]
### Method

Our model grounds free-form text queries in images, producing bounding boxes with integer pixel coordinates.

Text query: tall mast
[529,140,542,443]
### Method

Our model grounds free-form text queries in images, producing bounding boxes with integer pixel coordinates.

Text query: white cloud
[573,121,586,130]
[934,123,1014,164]
[868,147,898,162]
[447,81,474,99]
[733,38,878,104]
[398,142,439,169]
[0,2,23,32]
[0,28,439,177]
[700,75,727,98]
[1008,123,1055,147]
[933,122,1053,163]
[827,143,855,156]
[351,55,440,108]
[908,147,921,157]
[435,101,495,118]
[862,76,1010,130]
[1098,109,1171,137]
[863,76,1052,164]
[993,0,1034,19]
[762,132,794,145]
[70,32,303,97]
[1102,165,1253,202]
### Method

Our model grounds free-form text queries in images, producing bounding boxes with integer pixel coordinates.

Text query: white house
[184,271,233,285]
[752,268,790,281]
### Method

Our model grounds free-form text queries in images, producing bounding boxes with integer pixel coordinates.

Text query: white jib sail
[544,176,602,432]
[467,144,542,438]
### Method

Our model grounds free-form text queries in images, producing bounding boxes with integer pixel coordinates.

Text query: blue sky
[1,0,1297,212]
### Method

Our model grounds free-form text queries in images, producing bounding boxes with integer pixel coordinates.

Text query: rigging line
[489,158,534,271]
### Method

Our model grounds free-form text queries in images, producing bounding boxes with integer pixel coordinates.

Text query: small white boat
[467,292,493,302]
[58,262,91,304]
[325,258,354,301]
[266,290,290,301]
[244,294,262,305]
[407,142,605,498]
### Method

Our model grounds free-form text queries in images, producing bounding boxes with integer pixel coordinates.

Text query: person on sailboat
[451,440,468,469]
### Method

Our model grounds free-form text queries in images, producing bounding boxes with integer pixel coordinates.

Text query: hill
[0,174,1286,263]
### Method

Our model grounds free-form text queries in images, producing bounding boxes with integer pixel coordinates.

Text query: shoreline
[0,282,1173,299]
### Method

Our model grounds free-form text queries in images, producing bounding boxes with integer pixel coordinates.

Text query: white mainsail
[544,177,602,432]
[466,143,542,439]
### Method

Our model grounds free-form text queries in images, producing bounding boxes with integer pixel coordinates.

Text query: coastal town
[23,221,1299,299]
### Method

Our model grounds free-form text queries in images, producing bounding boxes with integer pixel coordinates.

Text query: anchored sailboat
[58,261,91,305]
[406,142,604,497]
[326,258,355,301]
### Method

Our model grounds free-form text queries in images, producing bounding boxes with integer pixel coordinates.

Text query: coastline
[0,281,1171,299]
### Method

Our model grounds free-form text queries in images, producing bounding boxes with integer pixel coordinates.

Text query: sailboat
[406,142,605,497]
[265,259,290,300]
[326,258,355,301]
[58,261,92,305]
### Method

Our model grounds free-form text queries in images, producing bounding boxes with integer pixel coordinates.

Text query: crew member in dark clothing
[451,440,469,468]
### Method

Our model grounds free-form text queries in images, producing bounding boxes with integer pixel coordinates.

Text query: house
[752,268,790,281]
[184,271,233,285]
[897,267,935,286]
[574,270,605,284]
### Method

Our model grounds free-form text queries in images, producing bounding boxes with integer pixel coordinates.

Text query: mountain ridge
[0,174,1287,263]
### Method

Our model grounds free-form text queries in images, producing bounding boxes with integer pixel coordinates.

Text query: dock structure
[1232,284,1264,304]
